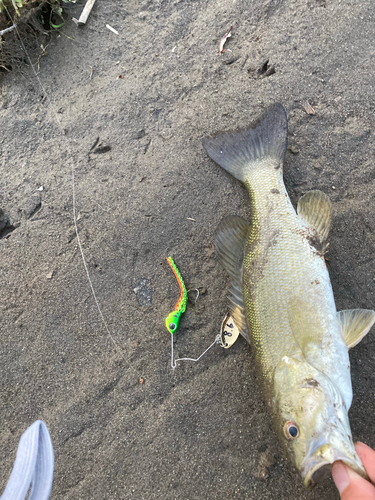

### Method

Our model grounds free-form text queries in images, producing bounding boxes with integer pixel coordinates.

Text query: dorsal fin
[337,309,375,349]
[297,190,332,242]
[215,216,250,343]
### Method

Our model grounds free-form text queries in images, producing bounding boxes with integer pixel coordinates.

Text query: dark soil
[1,0,375,498]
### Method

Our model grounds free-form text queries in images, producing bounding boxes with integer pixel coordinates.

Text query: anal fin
[215,216,250,343]
[337,309,375,349]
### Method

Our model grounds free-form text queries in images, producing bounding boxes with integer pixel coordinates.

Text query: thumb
[332,461,375,500]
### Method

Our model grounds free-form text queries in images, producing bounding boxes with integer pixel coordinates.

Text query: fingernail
[332,462,350,494]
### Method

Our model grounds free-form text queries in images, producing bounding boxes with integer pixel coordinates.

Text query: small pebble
[288,146,299,154]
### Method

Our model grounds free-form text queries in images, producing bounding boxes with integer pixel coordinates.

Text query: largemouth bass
[202,104,375,488]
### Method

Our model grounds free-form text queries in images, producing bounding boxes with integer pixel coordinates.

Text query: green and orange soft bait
[165,256,188,334]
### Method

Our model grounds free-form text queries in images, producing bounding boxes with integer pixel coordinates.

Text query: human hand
[332,442,375,499]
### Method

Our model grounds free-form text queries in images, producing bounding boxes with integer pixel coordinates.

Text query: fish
[202,103,375,488]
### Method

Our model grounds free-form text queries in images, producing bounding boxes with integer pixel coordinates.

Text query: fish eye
[169,323,176,331]
[283,421,299,440]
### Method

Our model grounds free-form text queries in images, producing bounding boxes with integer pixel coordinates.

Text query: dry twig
[77,0,97,25]
[303,101,316,115]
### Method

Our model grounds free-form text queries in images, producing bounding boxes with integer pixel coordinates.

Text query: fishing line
[4,8,238,372]
[3,4,119,350]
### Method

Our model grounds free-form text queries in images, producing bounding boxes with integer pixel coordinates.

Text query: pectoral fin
[337,309,375,349]
[297,190,332,242]
[215,216,250,343]
[287,297,324,356]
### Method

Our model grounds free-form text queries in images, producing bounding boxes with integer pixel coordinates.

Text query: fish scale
[242,163,344,389]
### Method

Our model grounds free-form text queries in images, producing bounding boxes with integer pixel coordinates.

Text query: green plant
[0,0,76,14]
[0,0,24,13]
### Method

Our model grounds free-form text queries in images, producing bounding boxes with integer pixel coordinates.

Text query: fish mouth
[302,441,368,489]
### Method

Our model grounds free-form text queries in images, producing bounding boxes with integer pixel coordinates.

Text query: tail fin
[202,103,288,182]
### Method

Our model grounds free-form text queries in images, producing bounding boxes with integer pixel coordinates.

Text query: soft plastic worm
[165,257,187,334]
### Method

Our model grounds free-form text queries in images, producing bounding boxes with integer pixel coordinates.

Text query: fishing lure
[165,257,239,370]
[165,256,188,334]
